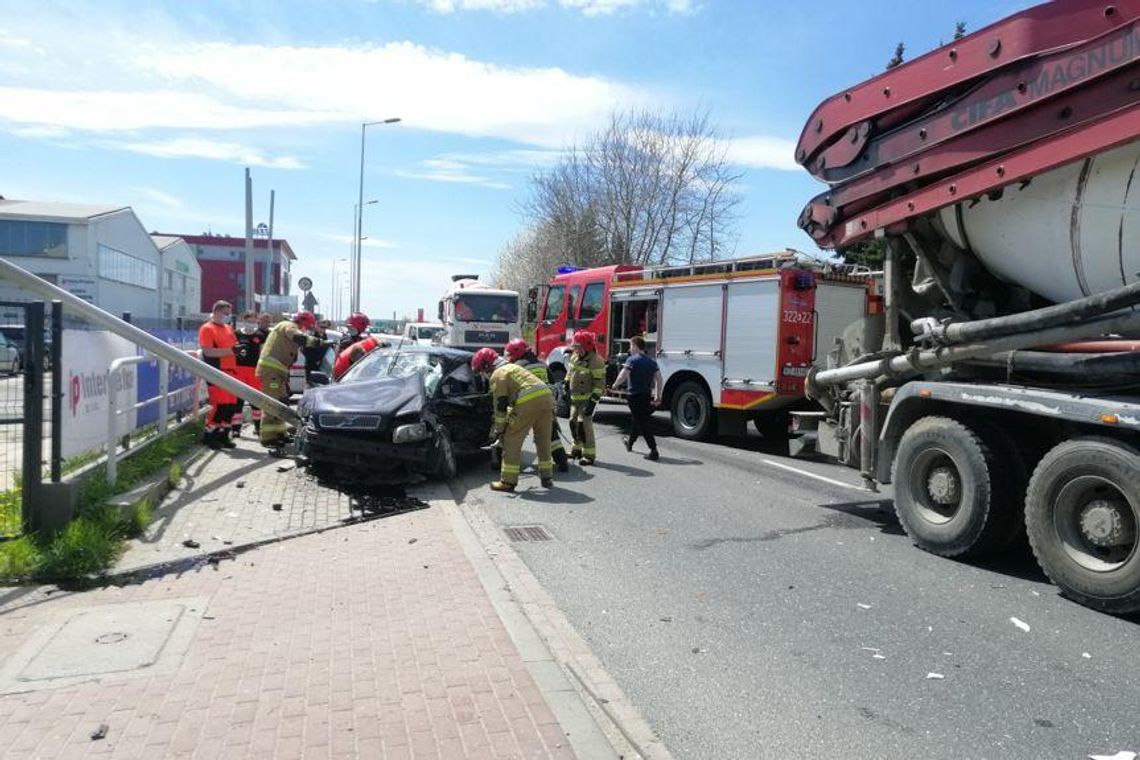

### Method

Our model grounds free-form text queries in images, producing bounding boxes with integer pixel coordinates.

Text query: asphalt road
[457,404,1140,760]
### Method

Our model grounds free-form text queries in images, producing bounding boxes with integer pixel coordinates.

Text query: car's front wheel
[433,426,457,480]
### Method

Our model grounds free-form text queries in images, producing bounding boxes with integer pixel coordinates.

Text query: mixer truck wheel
[1025,438,1140,614]
[892,416,1011,558]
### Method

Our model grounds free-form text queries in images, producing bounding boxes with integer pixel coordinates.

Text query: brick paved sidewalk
[0,449,585,758]
[117,437,356,572]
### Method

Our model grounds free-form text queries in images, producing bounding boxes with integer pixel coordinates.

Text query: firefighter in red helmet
[472,347,555,492]
[255,310,323,448]
[338,311,371,353]
[333,332,389,381]
[567,330,605,465]
[504,338,569,472]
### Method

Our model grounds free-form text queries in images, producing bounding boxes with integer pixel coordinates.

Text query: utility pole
[243,168,254,313]
[265,189,275,304]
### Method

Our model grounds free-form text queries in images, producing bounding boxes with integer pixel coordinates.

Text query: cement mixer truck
[797,0,1140,613]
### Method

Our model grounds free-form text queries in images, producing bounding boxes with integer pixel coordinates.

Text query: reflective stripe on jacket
[490,362,551,429]
[568,351,605,402]
[257,320,305,375]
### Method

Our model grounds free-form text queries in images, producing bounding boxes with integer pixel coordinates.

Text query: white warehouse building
[0,199,166,321]
[150,235,202,320]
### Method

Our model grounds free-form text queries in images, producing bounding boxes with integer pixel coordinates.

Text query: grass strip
[0,422,202,583]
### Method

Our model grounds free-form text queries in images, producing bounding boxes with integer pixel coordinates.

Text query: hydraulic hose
[910,280,1140,346]
[811,310,1140,390]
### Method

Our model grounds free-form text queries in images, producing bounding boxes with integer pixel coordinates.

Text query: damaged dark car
[296,346,491,486]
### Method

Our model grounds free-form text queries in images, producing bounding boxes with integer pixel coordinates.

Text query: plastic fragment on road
[182,539,200,549]
[1010,617,1031,633]
[1082,652,1092,659]
[860,647,881,652]
[90,724,109,741]
[271,503,283,511]
[857,603,872,609]
[926,672,945,680]
[1088,752,1138,760]
[872,654,886,660]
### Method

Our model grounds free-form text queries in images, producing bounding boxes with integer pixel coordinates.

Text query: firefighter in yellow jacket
[255,310,322,447]
[471,348,555,492]
[504,338,569,473]
[567,330,606,465]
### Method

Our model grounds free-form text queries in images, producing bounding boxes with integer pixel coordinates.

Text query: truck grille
[464,330,510,345]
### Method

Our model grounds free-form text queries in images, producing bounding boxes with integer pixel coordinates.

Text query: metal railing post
[21,302,44,533]
[106,365,118,485]
[158,359,169,434]
[50,300,62,483]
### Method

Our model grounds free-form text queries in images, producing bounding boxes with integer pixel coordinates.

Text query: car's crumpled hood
[300,373,425,420]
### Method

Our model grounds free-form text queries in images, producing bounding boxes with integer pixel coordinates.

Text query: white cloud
[132,186,186,210]
[420,0,542,11]
[395,159,513,190]
[723,135,799,171]
[323,233,399,249]
[411,0,695,14]
[109,137,305,169]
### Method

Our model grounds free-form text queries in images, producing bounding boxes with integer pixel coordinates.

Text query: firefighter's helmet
[345,312,370,334]
[504,338,529,363]
[571,330,596,353]
[471,347,500,374]
[293,310,317,330]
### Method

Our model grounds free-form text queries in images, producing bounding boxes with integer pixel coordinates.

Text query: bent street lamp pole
[354,116,401,313]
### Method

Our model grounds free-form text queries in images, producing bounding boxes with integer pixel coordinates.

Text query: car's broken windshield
[342,350,439,383]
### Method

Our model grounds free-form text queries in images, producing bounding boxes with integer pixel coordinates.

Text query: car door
[428,359,492,452]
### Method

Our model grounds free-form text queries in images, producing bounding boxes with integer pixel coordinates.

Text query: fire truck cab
[531,253,876,440]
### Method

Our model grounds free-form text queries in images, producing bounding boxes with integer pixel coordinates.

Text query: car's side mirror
[308,372,330,386]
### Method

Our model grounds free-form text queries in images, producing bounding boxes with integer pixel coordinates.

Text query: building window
[0,221,67,257]
[98,244,158,289]
[180,274,187,293]
[166,270,174,289]
[163,302,173,319]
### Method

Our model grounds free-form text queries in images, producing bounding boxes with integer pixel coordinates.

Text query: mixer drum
[937,141,1140,304]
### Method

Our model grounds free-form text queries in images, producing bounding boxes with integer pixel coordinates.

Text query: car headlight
[317,413,382,430]
[392,421,430,443]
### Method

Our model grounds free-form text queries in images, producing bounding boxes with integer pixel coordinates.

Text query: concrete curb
[441,479,676,760]
[432,479,625,760]
[109,445,207,523]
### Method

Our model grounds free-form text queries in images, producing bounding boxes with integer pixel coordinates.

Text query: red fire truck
[528,252,876,440]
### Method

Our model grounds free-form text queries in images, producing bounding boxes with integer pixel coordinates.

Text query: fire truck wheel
[753,412,789,440]
[1025,438,1140,614]
[892,416,1009,558]
[671,380,713,440]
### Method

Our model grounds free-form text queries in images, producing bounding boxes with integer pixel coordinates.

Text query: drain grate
[504,525,553,542]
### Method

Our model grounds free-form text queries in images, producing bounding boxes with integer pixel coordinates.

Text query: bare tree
[515,109,742,271]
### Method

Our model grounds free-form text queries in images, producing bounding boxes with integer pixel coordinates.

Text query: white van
[403,321,445,344]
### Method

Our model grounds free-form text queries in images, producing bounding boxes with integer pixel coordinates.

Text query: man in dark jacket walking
[609,335,664,461]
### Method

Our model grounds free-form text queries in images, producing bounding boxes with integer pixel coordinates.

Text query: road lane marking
[760,458,870,493]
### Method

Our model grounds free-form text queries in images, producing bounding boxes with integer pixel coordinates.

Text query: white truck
[436,276,521,352]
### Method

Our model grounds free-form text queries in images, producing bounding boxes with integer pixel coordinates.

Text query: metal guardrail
[106,351,204,483]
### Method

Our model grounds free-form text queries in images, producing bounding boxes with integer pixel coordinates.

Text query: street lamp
[331,257,347,321]
[353,117,401,313]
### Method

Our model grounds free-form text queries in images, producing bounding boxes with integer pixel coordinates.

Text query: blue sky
[0,0,1035,319]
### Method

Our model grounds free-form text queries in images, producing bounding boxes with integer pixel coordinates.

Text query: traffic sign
[298,276,313,292]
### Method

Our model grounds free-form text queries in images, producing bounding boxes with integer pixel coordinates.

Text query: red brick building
[158,233,295,313]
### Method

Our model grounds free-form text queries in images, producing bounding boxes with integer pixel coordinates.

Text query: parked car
[0,332,19,375]
[296,345,491,486]
[0,325,52,372]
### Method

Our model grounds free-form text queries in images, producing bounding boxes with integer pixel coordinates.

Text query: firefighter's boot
[553,448,569,473]
[490,481,515,493]
[540,477,554,488]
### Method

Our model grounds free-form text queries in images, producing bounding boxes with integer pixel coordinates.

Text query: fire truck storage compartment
[723,279,779,387]
[659,283,723,359]
[814,280,871,367]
